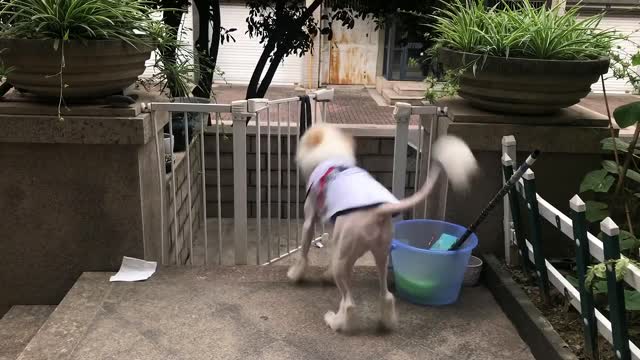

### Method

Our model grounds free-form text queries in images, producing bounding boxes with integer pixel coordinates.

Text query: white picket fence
[502,135,640,359]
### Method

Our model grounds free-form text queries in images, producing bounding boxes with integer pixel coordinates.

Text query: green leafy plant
[610,46,640,95]
[431,0,617,60]
[424,68,462,103]
[0,0,208,118]
[426,0,623,100]
[580,102,640,247]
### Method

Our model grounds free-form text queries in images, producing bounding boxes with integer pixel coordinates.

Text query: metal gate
[148,89,333,266]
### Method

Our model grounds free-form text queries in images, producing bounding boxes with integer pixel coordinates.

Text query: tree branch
[256,50,286,98]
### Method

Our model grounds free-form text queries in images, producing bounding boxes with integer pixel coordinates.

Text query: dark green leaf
[602,160,618,173]
[580,169,615,193]
[602,160,640,183]
[601,137,640,155]
[613,101,640,129]
[585,201,609,222]
[632,51,640,66]
[620,230,639,251]
[566,275,579,288]
[593,280,608,294]
[625,290,640,310]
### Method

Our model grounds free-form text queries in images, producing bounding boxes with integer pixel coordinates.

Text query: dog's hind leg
[324,220,356,332]
[373,246,397,330]
[287,198,316,282]
[324,257,355,332]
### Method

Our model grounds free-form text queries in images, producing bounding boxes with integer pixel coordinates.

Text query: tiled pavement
[212,84,395,125]
[212,83,638,127]
[19,268,535,360]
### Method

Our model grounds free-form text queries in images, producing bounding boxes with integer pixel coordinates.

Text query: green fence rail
[502,135,639,360]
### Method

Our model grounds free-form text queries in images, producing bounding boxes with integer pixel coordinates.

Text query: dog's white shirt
[306,158,399,223]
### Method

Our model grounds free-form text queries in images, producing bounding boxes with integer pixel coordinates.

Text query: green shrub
[431,0,619,60]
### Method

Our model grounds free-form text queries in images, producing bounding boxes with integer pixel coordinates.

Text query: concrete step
[392,83,427,97]
[0,305,55,360]
[17,267,534,360]
[382,88,424,106]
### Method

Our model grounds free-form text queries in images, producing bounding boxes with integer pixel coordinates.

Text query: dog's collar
[305,165,349,203]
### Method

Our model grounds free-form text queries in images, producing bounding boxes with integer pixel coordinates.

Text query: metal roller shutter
[588,15,640,94]
[214,4,303,85]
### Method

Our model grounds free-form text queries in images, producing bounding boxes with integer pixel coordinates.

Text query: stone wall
[165,136,203,265]
[203,132,419,218]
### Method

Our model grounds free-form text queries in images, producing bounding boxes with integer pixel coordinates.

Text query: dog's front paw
[324,311,341,331]
[379,293,398,330]
[324,304,354,332]
[287,259,307,282]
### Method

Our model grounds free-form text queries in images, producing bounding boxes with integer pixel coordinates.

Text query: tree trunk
[192,0,221,100]
[245,41,276,99]
[256,50,286,98]
[245,0,324,100]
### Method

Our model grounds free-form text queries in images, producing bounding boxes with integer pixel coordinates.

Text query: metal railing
[391,102,449,219]
[503,135,640,360]
[148,97,447,267]
[149,89,334,266]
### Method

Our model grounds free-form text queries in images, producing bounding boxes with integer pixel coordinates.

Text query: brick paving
[212,83,638,127]
[212,84,396,125]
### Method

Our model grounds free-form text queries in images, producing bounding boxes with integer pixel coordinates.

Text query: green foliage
[430,0,619,61]
[424,69,462,104]
[580,169,615,193]
[625,290,640,310]
[601,137,640,155]
[580,133,640,253]
[620,230,640,251]
[585,200,609,222]
[602,160,640,183]
[613,101,640,129]
[0,0,159,43]
[586,258,630,288]
[610,48,640,95]
[0,0,206,101]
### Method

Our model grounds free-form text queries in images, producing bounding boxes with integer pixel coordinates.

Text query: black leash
[298,94,312,137]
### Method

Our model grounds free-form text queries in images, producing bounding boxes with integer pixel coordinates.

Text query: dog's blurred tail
[374,135,478,217]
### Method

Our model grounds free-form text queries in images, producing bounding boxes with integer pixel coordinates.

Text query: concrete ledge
[0,90,167,144]
[438,97,608,127]
[448,122,610,153]
[483,254,578,360]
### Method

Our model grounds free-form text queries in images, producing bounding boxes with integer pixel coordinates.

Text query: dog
[287,123,478,332]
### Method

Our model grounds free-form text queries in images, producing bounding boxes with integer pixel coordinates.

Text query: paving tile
[21,267,534,360]
[0,306,55,360]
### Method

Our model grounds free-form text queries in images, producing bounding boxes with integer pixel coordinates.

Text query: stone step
[0,305,55,360]
[381,88,424,106]
[16,266,534,360]
[392,83,427,97]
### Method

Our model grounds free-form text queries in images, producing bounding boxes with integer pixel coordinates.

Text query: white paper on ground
[109,256,157,282]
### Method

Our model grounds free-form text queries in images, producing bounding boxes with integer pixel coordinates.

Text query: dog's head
[296,123,356,179]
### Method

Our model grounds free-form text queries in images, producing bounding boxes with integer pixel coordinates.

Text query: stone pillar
[435,97,612,256]
[0,92,168,308]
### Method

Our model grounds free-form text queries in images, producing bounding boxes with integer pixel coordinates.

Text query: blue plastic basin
[391,219,478,306]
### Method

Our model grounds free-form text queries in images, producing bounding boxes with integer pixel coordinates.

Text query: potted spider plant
[430,0,617,115]
[0,0,195,109]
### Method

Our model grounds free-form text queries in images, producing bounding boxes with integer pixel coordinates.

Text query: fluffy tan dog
[288,123,478,332]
